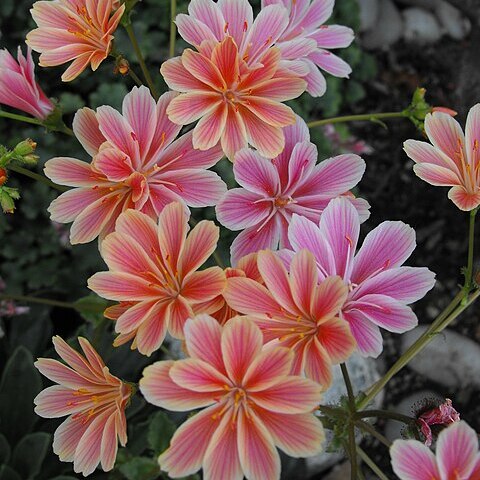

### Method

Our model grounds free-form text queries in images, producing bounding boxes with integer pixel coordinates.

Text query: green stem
[341,364,357,480]
[463,208,477,299]
[0,293,75,309]
[355,420,391,448]
[357,289,480,410]
[169,0,177,57]
[8,164,69,192]
[357,447,390,480]
[125,23,159,100]
[0,111,44,127]
[307,111,408,129]
[355,409,414,425]
[129,68,143,87]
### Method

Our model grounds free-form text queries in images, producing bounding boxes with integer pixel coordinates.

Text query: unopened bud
[0,190,15,214]
[14,138,37,157]
[0,168,6,187]
[21,154,40,166]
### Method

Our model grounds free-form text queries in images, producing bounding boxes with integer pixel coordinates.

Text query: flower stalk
[307,111,408,129]
[124,23,159,100]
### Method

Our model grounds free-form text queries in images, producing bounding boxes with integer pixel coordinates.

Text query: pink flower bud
[0,47,54,119]
[417,398,460,446]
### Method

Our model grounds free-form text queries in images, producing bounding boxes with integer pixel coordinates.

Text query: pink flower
[88,202,226,355]
[404,105,480,211]
[390,421,480,480]
[284,197,436,357]
[216,116,369,264]
[161,36,307,160]
[418,398,460,447]
[140,314,325,480]
[0,47,54,119]
[34,336,132,476]
[224,249,355,388]
[175,0,289,69]
[175,0,353,97]
[262,0,354,96]
[44,86,226,244]
[27,0,125,81]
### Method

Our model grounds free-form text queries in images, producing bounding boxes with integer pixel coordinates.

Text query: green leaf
[0,465,21,480]
[0,434,10,464]
[11,432,51,479]
[147,411,176,456]
[73,294,110,325]
[119,457,160,480]
[0,346,42,445]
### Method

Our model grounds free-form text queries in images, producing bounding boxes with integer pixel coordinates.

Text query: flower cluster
[1,0,475,478]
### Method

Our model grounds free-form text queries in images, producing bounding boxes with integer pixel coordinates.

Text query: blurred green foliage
[0,0,376,477]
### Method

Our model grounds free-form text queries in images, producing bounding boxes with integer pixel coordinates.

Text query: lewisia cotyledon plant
[140,314,325,480]
[34,336,133,476]
[284,197,436,357]
[404,105,480,211]
[44,86,226,244]
[224,249,355,388]
[88,202,226,355]
[161,36,307,160]
[262,0,354,96]
[27,0,125,81]
[216,115,369,264]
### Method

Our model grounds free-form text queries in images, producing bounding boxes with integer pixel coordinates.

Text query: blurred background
[0,0,479,478]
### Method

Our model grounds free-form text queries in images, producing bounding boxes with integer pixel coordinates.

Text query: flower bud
[0,189,15,213]
[115,57,130,76]
[416,398,460,446]
[14,138,37,157]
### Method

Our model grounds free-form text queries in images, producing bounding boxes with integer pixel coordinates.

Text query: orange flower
[27,0,125,81]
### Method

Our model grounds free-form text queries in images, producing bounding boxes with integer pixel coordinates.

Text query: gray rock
[401,326,480,389]
[362,0,403,49]
[323,461,351,480]
[358,0,380,32]
[403,7,442,44]
[306,354,383,475]
[384,389,442,441]
[435,0,470,40]
[396,0,438,8]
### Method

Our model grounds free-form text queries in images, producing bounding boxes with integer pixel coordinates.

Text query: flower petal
[437,421,479,480]
[140,360,216,411]
[390,439,440,480]
[221,316,263,383]
[237,408,280,480]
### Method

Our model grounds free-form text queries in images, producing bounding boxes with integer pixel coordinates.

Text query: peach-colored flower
[140,315,325,480]
[88,202,226,355]
[27,0,125,81]
[224,249,355,389]
[391,421,480,480]
[161,36,306,160]
[34,336,132,476]
[44,87,225,244]
[404,104,480,211]
[0,47,54,119]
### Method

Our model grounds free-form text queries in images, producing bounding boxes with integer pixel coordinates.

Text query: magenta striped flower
[284,197,436,357]
[34,336,132,476]
[140,314,324,480]
[216,116,369,264]
[44,86,226,244]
